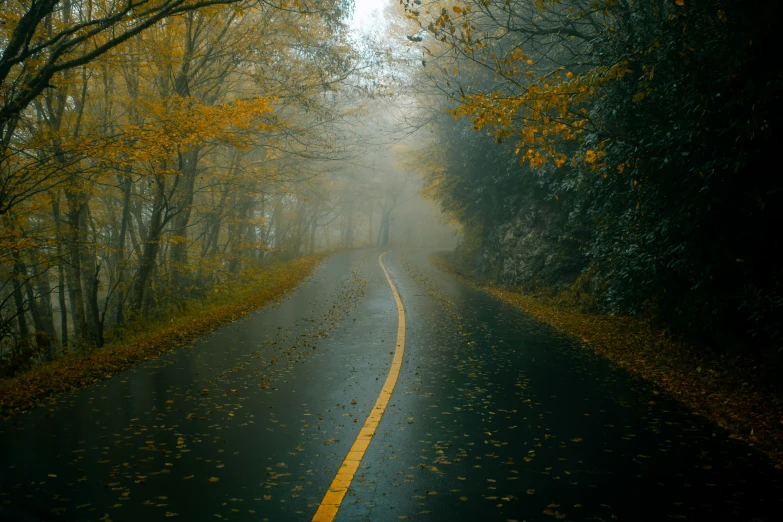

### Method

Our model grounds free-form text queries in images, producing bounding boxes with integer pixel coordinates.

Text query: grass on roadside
[0,255,325,420]
[432,252,783,469]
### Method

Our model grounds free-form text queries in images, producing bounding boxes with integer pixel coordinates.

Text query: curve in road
[312,253,406,522]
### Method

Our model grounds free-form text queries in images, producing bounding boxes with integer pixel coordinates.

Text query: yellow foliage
[449,61,630,168]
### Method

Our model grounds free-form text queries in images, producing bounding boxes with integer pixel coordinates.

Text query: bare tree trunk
[57,263,68,346]
[63,189,88,341]
[24,277,54,360]
[11,263,28,341]
[80,204,103,346]
[257,194,267,262]
[24,272,56,342]
[290,199,309,257]
[169,149,198,295]
[115,175,132,325]
[271,195,285,250]
[23,279,42,332]
[378,196,397,248]
[34,277,56,338]
[308,201,319,255]
[131,176,166,316]
[52,196,68,346]
[228,197,254,275]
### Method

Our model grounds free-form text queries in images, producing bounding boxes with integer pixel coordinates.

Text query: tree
[0,0,363,369]
[0,0,255,214]
[401,0,783,352]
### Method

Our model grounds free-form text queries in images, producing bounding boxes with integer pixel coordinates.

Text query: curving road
[1,250,782,522]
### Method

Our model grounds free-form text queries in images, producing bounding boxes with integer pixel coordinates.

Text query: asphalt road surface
[2,250,782,522]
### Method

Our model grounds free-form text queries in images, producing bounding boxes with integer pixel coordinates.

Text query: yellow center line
[311,252,406,522]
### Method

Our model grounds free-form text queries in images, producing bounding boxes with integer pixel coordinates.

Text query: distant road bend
[1,250,781,522]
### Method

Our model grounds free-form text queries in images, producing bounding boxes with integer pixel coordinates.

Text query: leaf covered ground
[0,255,325,419]
[432,253,783,470]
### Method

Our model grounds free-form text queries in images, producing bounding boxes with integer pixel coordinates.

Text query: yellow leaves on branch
[582,147,608,171]
[451,62,632,169]
[106,95,277,166]
[533,0,566,10]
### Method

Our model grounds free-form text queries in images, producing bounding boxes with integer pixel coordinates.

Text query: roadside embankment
[432,252,783,469]
[0,255,325,419]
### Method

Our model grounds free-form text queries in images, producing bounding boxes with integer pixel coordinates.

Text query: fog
[313,98,459,252]
[0,0,456,355]
[2,1,783,520]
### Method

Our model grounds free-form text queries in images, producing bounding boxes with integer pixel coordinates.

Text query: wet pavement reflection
[1,250,782,521]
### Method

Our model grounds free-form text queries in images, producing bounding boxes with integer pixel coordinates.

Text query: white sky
[349,0,391,33]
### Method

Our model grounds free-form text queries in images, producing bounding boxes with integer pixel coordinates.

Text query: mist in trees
[4,0,780,380]
[393,0,783,372]
[0,0,454,374]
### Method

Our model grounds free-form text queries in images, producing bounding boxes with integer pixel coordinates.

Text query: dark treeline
[405,0,782,373]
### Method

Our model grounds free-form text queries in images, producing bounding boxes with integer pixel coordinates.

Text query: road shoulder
[431,251,783,469]
[0,255,326,420]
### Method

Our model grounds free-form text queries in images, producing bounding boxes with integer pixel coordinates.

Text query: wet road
[1,250,782,522]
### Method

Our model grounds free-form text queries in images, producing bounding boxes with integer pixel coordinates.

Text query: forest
[0,0,452,377]
[401,0,783,381]
[2,1,783,520]
[1,1,782,388]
